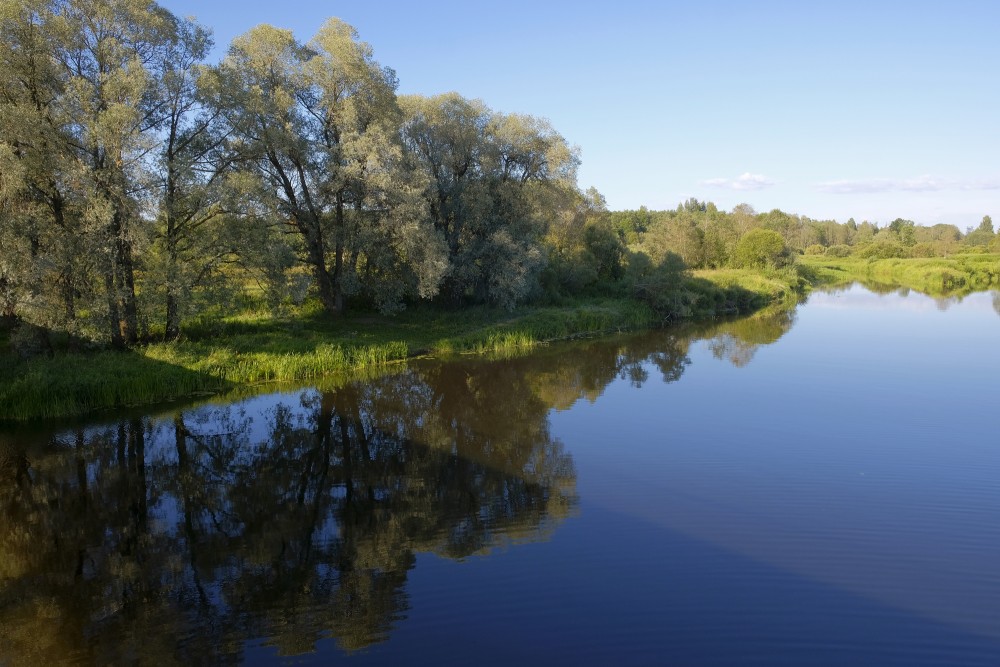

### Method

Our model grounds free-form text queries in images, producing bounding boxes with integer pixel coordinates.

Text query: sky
[159,0,1000,228]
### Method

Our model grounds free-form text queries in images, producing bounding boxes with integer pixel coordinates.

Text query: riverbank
[0,271,798,421]
[6,254,997,422]
[800,253,1000,296]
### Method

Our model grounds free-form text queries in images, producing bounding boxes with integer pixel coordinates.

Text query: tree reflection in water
[701,307,796,368]
[0,366,578,663]
[0,315,789,664]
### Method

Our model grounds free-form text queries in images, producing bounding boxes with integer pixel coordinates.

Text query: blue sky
[161,0,1000,227]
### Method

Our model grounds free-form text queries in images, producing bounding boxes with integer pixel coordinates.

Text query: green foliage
[887,218,917,246]
[825,244,852,257]
[400,93,579,309]
[605,207,652,245]
[627,251,694,318]
[0,259,809,420]
[733,229,793,269]
[583,221,626,281]
[855,240,909,259]
[963,228,994,248]
[909,242,941,258]
[805,244,825,255]
[799,254,1000,297]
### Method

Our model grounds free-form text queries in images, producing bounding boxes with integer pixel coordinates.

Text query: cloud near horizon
[701,172,775,191]
[816,175,1000,194]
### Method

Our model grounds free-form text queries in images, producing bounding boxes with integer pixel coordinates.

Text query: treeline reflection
[0,313,794,663]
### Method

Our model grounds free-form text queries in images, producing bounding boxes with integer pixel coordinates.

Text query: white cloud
[816,175,1000,194]
[701,172,775,191]
[961,178,1000,191]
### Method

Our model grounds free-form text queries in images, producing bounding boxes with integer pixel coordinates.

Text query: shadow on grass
[0,344,231,422]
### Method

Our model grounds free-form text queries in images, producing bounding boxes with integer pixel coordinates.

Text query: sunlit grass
[1,270,802,421]
[799,254,1000,296]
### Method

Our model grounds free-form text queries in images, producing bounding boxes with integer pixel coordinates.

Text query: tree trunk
[0,276,17,322]
[165,291,180,341]
[114,226,138,345]
[310,248,341,315]
[330,195,346,315]
[302,209,343,316]
[105,268,124,349]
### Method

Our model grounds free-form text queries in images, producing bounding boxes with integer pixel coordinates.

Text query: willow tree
[0,0,209,347]
[209,19,444,316]
[151,17,235,340]
[401,93,579,308]
[0,0,87,334]
[48,0,197,346]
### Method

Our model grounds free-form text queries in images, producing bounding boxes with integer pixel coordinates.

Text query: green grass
[0,351,228,421]
[690,268,804,306]
[800,254,1000,296]
[0,270,805,422]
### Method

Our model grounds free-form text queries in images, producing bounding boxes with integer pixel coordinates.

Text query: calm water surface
[2,284,999,665]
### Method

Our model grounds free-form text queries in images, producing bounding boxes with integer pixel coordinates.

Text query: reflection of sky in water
[555,283,1000,647]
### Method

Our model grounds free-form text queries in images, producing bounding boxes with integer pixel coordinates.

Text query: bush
[805,244,825,255]
[856,240,908,259]
[626,251,693,318]
[732,229,793,269]
[909,242,940,258]
[825,244,851,257]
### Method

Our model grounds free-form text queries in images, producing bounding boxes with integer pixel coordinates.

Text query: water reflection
[702,307,795,368]
[0,372,577,663]
[0,313,794,664]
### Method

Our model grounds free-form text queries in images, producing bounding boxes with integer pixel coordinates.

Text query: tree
[731,203,757,237]
[642,212,704,268]
[56,0,196,346]
[151,16,234,340]
[1,0,201,347]
[401,93,579,308]
[1,0,89,337]
[541,186,623,295]
[209,19,441,316]
[962,214,995,249]
[887,218,916,246]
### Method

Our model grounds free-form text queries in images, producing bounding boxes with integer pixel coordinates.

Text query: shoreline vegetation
[799,254,1000,296]
[4,254,998,422]
[0,269,794,422]
[2,5,999,421]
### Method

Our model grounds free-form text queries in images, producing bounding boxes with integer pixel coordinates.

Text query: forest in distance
[2,0,1000,420]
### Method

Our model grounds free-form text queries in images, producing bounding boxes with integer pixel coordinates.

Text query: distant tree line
[1,1,994,349]
[605,199,996,268]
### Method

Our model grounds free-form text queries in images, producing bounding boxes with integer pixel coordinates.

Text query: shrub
[732,229,793,269]
[825,244,851,257]
[909,242,939,258]
[856,240,908,259]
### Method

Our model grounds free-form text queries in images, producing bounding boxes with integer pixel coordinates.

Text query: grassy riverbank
[800,253,1000,296]
[0,271,798,421]
[6,255,995,422]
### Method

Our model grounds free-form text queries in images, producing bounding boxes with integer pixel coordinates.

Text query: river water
[1,284,999,665]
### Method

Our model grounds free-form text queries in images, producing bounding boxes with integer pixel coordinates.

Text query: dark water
[2,285,999,665]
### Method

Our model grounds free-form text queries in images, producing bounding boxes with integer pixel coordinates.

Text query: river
[1,284,999,665]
